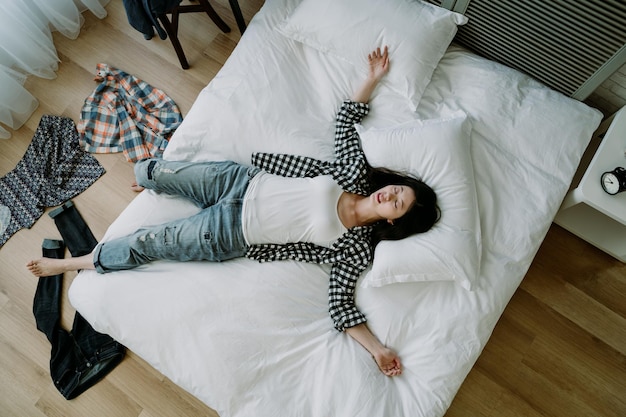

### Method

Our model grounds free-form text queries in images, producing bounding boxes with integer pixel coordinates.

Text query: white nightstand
[554,106,626,262]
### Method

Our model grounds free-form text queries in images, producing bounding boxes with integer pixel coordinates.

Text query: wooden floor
[0,1,624,416]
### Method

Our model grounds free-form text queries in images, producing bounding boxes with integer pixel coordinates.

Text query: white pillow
[417,44,604,185]
[276,0,467,110]
[358,112,481,290]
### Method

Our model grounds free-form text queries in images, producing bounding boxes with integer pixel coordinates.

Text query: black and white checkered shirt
[246,100,372,331]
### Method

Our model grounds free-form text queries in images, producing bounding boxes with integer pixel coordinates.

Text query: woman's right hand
[367,46,389,82]
[351,46,390,103]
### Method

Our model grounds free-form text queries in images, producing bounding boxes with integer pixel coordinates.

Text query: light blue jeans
[93,159,259,273]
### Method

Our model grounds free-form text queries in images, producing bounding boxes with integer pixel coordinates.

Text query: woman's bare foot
[130,181,145,192]
[26,253,96,277]
[27,258,72,277]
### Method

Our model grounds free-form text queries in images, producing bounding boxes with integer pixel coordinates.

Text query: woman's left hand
[374,347,403,377]
[345,323,403,377]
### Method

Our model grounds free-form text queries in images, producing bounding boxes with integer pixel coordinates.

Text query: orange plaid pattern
[77,63,183,162]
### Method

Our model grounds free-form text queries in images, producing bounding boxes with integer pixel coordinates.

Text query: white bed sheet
[69,1,602,416]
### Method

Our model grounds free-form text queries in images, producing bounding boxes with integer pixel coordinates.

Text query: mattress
[68,0,603,415]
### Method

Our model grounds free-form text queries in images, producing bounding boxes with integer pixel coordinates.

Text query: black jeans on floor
[32,201,125,400]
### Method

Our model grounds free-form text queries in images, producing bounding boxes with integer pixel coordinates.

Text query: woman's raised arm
[351,46,390,103]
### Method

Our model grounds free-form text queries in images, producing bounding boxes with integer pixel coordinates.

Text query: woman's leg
[28,198,247,276]
[93,198,247,272]
[27,253,95,277]
[134,159,255,208]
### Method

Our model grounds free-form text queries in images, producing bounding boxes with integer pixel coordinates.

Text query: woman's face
[370,184,416,222]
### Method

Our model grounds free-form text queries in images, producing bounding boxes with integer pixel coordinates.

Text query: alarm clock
[600,166,626,195]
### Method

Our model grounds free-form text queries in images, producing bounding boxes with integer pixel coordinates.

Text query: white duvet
[69,0,602,416]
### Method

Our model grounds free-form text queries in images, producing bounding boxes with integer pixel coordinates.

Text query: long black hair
[366,166,440,248]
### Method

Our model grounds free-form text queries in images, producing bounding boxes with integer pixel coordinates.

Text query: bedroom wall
[586,62,626,117]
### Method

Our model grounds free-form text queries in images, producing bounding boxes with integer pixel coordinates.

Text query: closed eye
[397,187,404,210]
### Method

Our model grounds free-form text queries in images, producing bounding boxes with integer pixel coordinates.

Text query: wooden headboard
[426,0,626,100]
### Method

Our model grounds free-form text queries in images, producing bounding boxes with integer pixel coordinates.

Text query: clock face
[601,172,620,194]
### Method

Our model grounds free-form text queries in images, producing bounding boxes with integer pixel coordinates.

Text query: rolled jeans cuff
[92,243,106,274]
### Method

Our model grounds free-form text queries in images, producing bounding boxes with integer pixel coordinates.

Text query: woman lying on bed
[27,47,439,377]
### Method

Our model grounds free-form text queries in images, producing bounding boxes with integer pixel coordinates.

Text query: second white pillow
[358,112,482,290]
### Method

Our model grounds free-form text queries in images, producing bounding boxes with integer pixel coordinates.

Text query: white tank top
[242,173,347,248]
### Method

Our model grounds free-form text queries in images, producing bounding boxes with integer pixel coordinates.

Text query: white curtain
[0,0,110,139]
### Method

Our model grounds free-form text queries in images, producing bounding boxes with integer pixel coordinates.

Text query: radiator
[427,0,626,100]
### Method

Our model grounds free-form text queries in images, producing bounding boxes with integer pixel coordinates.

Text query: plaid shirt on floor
[77,63,183,162]
[247,100,373,332]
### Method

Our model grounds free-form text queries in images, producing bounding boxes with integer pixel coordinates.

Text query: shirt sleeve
[334,100,369,162]
[331,100,371,194]
[328,261,368,331]
[327,233,372,331]
[250,152,323,178]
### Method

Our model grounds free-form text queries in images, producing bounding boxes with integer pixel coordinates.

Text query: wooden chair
[157,0,246,69]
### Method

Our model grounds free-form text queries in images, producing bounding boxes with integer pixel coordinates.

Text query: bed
[68,0,604,416]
